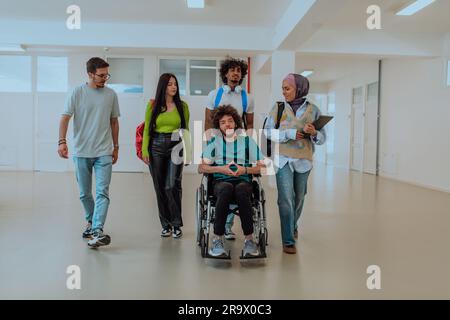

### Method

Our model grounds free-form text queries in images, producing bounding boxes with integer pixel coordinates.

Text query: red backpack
[136,99,154,161]
[135,121,145,161]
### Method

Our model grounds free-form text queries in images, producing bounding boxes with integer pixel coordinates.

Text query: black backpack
[263,101,285,157]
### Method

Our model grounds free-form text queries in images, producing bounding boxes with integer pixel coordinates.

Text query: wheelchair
[195,173,268,260]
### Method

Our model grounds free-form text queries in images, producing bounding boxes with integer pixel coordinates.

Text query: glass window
[447,60,450,86]
[328,92,336,114]
[159,59,187,96]
[37,57,68,92]
[352,87,363,104]
[326,92,336,165]
[189,60,217,96]
[0,55,31,92]
[107,58,144,93]
[367,82,378,102]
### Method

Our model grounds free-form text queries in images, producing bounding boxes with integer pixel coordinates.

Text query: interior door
[363,82,379,175]
[350,87,364,171]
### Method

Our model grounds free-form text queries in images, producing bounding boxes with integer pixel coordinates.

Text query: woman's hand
[303,123,317,136]
[296,130,305,140]
[143,156,150,165]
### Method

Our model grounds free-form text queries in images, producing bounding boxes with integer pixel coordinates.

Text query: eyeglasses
[94,73,111,80]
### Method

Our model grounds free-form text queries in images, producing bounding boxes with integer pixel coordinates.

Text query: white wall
[380,57,450,192]
[253,73,271,128]
[0,93,34,171]
[310,82,329,94]
[327,60,379,169]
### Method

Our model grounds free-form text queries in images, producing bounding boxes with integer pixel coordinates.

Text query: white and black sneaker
[87,230,111,248]
[82,221,93,239]
[161,227,172,237]
[172,227,182,239]
[224,228,236,241]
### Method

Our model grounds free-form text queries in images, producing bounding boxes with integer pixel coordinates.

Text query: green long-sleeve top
[142,101,190,158]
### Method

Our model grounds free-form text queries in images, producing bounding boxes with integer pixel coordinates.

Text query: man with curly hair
[204,57,255,240]
[199,105,264,258]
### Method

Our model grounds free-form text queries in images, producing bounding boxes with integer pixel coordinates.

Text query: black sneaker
[173,227,182,239]
[82,221,93,239]
[87,230,111,248]
[161,227,172,237]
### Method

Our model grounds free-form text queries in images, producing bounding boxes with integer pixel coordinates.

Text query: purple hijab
[283,73,310,113]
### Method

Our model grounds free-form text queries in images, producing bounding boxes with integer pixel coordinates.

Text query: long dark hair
[149,73,187,140]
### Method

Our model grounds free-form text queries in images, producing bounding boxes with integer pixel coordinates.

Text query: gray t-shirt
[63,84,120,157]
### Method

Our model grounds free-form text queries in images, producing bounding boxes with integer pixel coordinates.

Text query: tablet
[312,115,333,131]
[301,115,333,138]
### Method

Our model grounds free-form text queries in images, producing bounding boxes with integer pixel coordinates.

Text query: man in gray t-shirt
[58,57,120,249]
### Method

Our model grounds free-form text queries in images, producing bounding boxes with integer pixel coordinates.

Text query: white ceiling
[296,53,379,83]
[324,0,450,34]
[24,44,264,57]
[1,0,449,60]
[0,0,292,28]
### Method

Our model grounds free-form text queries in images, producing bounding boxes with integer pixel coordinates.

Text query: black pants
[149,132,183,228]
[213,180,253,236]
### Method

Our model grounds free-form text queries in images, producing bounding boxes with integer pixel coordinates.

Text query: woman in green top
[142,73,190,239]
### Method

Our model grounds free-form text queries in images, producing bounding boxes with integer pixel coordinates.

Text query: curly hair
[212,105,243,130]
[219,57,248,85]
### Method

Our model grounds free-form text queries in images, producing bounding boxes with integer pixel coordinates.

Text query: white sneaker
[209,238,227,257]
[243,239,259,257]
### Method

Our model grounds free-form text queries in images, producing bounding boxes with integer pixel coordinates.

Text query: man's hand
[143,156,150,165]
[112,148,119,164]
[233,164,246,177]
[58,143,69,159]
[219,163,236,176]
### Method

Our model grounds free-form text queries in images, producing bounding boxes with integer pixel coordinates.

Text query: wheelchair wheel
[259,228,268,256]
[196,188,202,246]
[199,226,209,258]
[199,231,207,257]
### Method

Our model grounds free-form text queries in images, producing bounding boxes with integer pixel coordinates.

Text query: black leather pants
[148,132,183,228]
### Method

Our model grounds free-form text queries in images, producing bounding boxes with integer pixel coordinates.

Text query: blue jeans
[275,164,311,246]
[73,156,113,232]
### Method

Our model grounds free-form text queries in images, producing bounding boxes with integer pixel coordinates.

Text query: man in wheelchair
[199,105,265,258]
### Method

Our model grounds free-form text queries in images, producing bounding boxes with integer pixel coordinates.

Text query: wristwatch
[114,144,119,149]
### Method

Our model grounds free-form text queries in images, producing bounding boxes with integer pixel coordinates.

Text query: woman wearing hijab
[264,73,326,254]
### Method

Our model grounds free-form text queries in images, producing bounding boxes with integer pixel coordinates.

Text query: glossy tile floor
[1,164,450,299]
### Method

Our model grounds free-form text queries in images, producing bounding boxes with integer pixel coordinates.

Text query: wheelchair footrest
[204,250,232,260]
[239,251,267,260]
